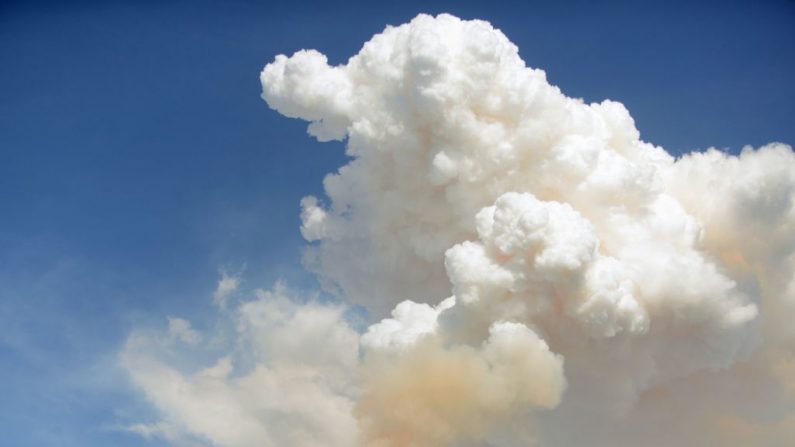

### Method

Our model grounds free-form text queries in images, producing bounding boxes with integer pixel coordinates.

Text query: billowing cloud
[124,13,795,447]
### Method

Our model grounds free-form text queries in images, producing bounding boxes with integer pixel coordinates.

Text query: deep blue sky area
[1,0,793,445]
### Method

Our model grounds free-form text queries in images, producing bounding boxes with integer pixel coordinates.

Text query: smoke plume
[123,13,795,447]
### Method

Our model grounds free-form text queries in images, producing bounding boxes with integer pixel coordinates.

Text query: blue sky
[1,0,793,445]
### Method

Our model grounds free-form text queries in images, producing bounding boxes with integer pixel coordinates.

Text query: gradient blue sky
[1,0,793,445]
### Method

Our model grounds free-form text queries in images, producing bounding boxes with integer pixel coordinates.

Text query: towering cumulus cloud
[123,13,795,447]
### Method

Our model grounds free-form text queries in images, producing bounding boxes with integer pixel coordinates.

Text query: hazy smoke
[123,13,795,447]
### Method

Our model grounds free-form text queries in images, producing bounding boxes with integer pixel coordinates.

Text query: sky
[1,1,794,446]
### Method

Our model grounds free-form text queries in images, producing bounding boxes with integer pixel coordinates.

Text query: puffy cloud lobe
[664,145,795,344]
[356,322,564,447]
[124,12,795,447]
[260,51,353,142]
[443,192,649,342]
[361,297,455,351]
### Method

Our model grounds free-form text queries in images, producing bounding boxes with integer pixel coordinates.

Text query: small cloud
[213,271,240,308]
[167,317,201,345]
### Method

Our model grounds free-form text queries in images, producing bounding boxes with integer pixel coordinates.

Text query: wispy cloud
[121,285,359,447]
[213,271,241,309]
[167,317,201,345]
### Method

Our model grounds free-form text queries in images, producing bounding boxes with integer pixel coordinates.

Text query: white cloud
[259,13,795,446]
[124,13,795,447]
[213,271,240,308]
[121,285,360,447]
[167,317,201,345]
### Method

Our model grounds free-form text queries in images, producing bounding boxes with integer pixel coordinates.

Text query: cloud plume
[123,13,795,447]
